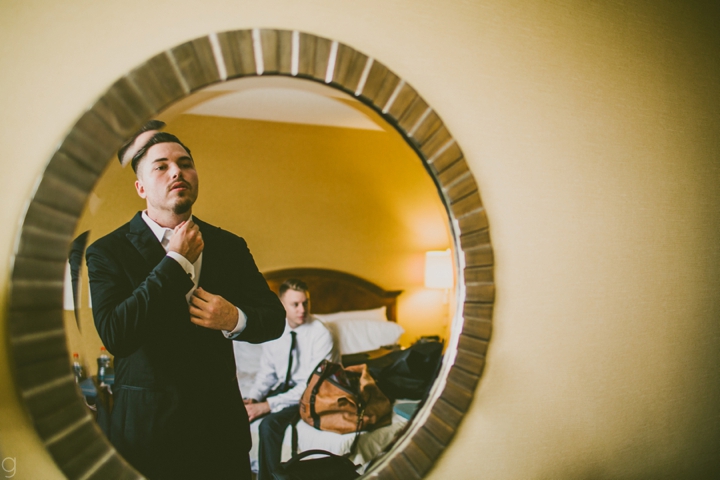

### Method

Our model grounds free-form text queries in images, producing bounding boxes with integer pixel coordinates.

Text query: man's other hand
[245,401,271,422]
[167,219,204,263]
[189,287,239,331]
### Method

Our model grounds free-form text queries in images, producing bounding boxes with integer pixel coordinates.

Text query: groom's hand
[167,219,204,264]
[245,401,270,422]
[189,287,239,331]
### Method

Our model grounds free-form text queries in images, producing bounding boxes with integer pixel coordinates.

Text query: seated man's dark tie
[282,331,297,392]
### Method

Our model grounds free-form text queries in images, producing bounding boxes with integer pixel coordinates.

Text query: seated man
[244,279,335,480]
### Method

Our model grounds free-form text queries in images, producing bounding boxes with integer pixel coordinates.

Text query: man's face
[281,289,310,329]
[134,142,199,216]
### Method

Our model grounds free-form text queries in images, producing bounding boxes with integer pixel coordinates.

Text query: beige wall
[1,1,719,479]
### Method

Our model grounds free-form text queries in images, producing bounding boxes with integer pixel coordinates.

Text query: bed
[233,268,416,473]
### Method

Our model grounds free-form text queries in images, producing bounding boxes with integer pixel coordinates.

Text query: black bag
[274,410,362,480]
[272,449,360,480]
[365,339,443,400]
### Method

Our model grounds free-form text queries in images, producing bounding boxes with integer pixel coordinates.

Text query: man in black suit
[86,131,286,479]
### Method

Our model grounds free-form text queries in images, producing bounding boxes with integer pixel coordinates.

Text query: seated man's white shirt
[140,211,247,336]
[247,315,335,412]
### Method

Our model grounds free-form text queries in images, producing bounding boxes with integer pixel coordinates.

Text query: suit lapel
[125,212,166,269]
[194,218,217,291]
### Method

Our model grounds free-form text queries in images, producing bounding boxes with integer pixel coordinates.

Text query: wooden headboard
[263,268,403,322]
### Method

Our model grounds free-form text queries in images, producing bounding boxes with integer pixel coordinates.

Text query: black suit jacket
[86,212,285,479]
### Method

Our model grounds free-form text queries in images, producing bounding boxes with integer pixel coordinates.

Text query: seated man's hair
[131,132,193,173]
[117,119,166,165]
[279,279,309,297]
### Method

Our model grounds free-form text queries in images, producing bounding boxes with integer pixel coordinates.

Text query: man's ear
[135,179,146,199]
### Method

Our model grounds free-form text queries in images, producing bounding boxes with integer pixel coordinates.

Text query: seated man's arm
[244,343,281,421]
[245,342,279,402]
[86,243,194,357]
[266,325,335,413]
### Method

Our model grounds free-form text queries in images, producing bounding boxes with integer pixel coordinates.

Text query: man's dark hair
[117,120,166,165]
[131,132,193,173]
[278,279,309,298]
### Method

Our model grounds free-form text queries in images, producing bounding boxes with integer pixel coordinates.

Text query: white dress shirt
[247,315,336,412]
[141,211,247,337]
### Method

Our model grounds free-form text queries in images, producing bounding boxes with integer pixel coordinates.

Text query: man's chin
[288,317,306,328]
[173,199,195,215]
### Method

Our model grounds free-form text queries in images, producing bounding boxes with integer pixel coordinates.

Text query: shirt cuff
[223,307,247,338]
[267,395,282,412]
[166,251,195,279]
[267,390,300,412]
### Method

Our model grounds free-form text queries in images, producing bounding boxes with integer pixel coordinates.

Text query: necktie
[283,331,297,392]
[161,228,173,248]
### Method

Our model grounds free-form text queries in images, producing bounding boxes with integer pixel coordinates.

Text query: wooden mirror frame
[6,29,494,479]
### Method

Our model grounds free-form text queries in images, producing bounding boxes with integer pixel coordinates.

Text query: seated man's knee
[259,412,279,434]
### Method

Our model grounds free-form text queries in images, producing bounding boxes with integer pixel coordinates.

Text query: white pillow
[314,306,388,323]
[320,317,404,356]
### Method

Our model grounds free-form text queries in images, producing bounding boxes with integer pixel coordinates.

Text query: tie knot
[161,229,173,248]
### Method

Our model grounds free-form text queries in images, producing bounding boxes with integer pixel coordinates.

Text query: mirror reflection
[62,76,456,477]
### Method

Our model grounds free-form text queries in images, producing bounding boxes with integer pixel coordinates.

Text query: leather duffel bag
[299,360,392,434]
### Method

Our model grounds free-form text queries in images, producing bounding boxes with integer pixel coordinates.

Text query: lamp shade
[424,249,453,289]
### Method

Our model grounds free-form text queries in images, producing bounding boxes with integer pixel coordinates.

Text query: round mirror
[8,29,493,479]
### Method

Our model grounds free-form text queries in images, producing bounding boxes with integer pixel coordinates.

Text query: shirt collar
[141,210,194,244]
[285,316,314,333]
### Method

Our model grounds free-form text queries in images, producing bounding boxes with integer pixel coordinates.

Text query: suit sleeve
[86,243,195,357]
[229,237,286,344]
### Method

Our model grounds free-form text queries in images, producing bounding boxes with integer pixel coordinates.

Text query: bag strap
[344,406,365,458]
[282,449,353,468]
[308,362,339,430]
[289,404,364,459]
[290,412,300,455]
[295,361,366,460]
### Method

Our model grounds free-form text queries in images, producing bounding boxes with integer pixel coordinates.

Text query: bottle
[72,353,85,383]
[97,347,111,384]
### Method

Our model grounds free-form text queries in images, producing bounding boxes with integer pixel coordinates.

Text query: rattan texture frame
[6,29,494,479]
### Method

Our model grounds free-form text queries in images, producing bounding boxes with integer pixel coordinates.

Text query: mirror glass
[62,75,457,473]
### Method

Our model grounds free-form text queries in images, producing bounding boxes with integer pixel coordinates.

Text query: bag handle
[288,449,344,463]
[291,412,300,455]
[290,411,364,459]
[291,364,365,459]
[346,406,364,457]
[308,361,340,429]
[287,413,362,465]
[292,361,342,454]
